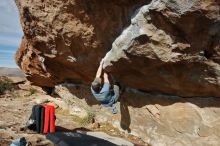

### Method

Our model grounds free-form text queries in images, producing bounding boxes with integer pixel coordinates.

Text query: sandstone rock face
[16,0,220,97]
[54,84,220,146]
[15,0,148,87]
[103,0,220,97]
[15,0,220,145]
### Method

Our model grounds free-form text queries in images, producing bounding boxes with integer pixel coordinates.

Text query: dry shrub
[0,77,15,95]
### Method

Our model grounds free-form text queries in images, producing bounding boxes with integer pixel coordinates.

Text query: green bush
[28,88,37,96]
[79,112,95,126]
[0,79,15,95]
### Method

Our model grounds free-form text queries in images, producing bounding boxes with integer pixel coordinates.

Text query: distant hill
[0,67,25,77]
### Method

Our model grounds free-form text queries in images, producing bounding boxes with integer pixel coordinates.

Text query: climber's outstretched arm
[103,72,109,83]
[95,60,104,78]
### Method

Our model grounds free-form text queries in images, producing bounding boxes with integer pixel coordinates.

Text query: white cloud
[0,0,22,67]
[0,0,23,35]
[0,0,23,47]
[0,34,22,47]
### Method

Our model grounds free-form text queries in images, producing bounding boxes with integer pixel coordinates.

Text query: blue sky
[0,0,23,68]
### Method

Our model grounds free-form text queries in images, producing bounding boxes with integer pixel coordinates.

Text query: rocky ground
[0,88,52,146]
[1,74,220,146]
[0,77,146,146]
[12,0,220,145]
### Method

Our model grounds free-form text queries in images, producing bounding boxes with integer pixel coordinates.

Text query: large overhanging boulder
[103,0,220,97]
[16,0,220,97]
[15,0,148,87]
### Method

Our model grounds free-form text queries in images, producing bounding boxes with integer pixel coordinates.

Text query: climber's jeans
[91,83,120,113]
[101,84,120,114]
[100,84,120,107]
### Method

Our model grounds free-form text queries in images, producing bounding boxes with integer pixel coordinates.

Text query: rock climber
[91,60,120,114]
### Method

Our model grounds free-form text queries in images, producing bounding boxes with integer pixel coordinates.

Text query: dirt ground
[0,90,54,146]
[0,86,146,146]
